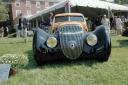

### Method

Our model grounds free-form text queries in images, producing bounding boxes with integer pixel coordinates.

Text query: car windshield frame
[54,15,84,23]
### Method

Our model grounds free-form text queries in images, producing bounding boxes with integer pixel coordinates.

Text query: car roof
[55,13,84,17]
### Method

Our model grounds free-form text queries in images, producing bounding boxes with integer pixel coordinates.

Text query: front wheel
[96,42,111,62]
[33,49,42,65]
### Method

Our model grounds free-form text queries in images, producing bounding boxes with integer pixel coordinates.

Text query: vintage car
[122,28,128,37]
[33,13,111,65]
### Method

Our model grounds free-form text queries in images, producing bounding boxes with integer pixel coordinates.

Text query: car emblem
[69,41,76,50]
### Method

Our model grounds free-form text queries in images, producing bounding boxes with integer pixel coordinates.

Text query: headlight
[86,33,97,46]
[46,37,57,48]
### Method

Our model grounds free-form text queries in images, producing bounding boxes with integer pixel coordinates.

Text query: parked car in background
[122,28,128,37]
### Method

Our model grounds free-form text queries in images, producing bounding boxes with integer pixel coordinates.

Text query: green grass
[0,36,128,85]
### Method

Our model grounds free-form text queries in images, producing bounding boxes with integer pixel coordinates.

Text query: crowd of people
[16,13,29,38]
[0,13,29,40]
[86,15,128,35]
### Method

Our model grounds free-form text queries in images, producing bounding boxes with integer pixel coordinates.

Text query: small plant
[0,54,29,69]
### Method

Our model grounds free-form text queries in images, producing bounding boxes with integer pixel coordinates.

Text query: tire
[94,26,111,62]
[96,42,111,62]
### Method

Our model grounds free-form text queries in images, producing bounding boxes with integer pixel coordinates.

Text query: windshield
[55,16,84,23]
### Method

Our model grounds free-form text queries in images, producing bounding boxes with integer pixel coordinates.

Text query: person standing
[4,25,9,37]
[0,26,4,38]
[101,15,110,33]
[110,17,114,30]
[46,12,54,33]
[18,13,28,42]
[18,13,23,37]
[124,16,128,29]
[86,17,92,31]
[22,17,28,38]
[47,12,54,26]
[115,16,123,35]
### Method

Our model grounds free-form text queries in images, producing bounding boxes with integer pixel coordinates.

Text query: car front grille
[59,25,83,60]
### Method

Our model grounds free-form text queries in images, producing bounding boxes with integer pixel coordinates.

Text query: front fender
[83,25,111,54]
[94,25,111,47]
[33,28,52,50]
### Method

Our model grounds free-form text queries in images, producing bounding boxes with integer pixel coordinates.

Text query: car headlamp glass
[87,34,97,46]
[46,37,57,48]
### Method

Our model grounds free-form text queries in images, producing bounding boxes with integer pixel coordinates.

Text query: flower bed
[0,54,29,76]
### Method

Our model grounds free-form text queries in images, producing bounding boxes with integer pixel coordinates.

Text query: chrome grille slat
[59,25,83,60]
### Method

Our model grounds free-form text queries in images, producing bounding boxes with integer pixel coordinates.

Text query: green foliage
[114,0,128,4]
[0,5,8,21]
[0,0,15,21]
[0,54,29,69]
[0,0,15,2]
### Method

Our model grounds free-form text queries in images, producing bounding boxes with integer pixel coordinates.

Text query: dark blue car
[33,13,111,65]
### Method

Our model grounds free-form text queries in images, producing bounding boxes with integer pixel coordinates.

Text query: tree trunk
[8,4,13,29]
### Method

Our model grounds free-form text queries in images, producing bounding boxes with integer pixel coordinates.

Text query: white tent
[28,0,128,20]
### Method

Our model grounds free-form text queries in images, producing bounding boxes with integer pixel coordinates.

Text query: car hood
[52,21,86,31]
[59,21,83,28]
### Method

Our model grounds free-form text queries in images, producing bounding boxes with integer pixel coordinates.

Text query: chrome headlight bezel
[46,37,57,48]
[86,33,97,46]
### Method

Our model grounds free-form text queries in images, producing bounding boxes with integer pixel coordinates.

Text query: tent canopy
[27,0,128,20]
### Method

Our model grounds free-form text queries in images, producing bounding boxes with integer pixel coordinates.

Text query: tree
[0,5,8,21]
[114,0,128,4]
[0,0,15,27]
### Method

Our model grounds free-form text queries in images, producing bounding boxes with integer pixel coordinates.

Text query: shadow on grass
[24,50,38,69]
[24,50,101,70]
[112,39,128,48]
[0,41,32,44]
[0,42,25,44]
[42,59,99,70]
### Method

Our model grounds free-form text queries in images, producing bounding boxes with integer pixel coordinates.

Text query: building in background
[11,0,60,20]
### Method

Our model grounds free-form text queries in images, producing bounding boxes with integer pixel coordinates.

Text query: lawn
[0,36,128,85]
